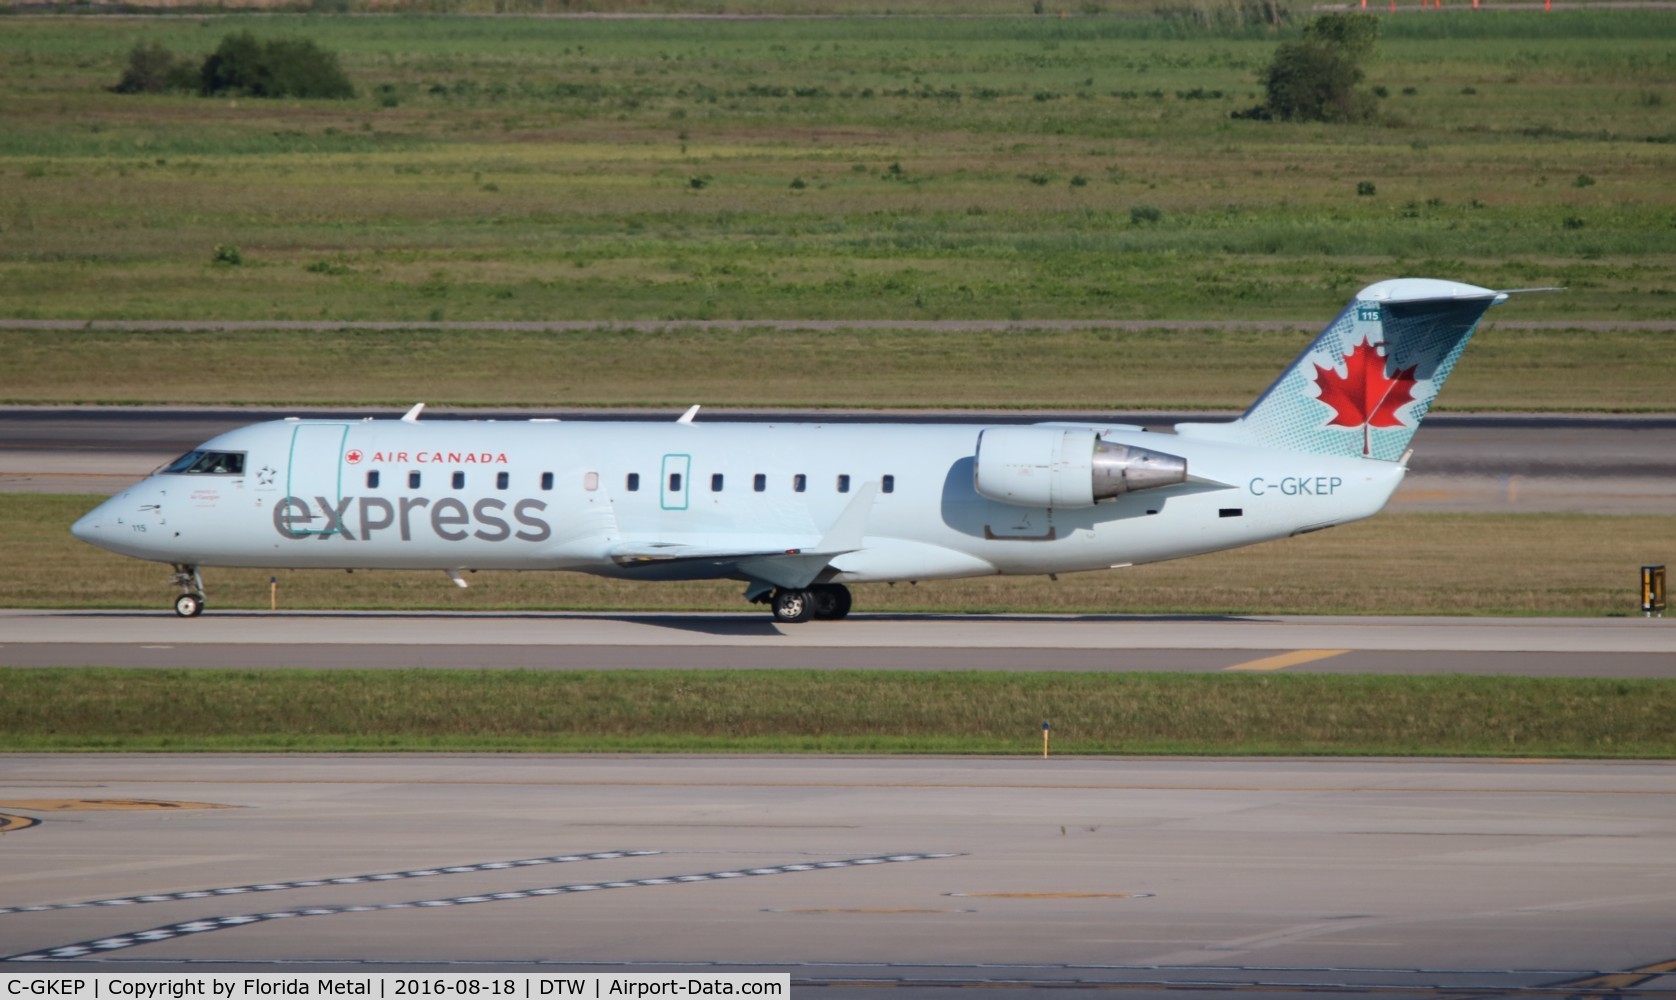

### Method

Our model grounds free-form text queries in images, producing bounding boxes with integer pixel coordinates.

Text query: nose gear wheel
[170,564,206,617]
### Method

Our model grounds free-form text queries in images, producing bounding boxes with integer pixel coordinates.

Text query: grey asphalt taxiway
[2,754,1675,998]
[2,609,1672,675]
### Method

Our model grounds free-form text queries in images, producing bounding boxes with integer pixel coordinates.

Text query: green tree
[112,41,200,94]
[200,32,354,100]
[1257,13,1380,123]
[199,32,268,97]
[260,38,356,100]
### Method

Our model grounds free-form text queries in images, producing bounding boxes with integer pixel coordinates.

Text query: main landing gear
[769,583,852,624]
[170,564,206,617]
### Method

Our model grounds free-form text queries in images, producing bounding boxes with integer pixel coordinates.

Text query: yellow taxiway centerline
[1224,649,1352,672]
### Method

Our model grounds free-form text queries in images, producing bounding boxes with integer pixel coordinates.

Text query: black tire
[174,592,205,618]
[771,588,814,624]
[810,583,853,620]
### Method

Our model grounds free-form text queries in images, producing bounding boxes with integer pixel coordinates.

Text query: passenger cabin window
[882,474,895,494]
[837,474,851,494]
[626,473,640,492]
[753,473,766,493]
[585,472,600,491]
[451,471,465,490]
[541,472,555,491]
[408,471,422,489]
[711,473,724,492]
[497,471,510,490]
[793,474,806,493]
[162,450,246,476]
[366,470,380,489]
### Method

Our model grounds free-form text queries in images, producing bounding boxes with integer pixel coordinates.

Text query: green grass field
[2,12,1673,325]
[5,322,1669,409]
[1,669,1669,757]
[10,494,1667,615]
[4,11,1668,761]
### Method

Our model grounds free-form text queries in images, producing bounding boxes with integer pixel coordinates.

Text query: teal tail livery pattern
[1177,278,1506,461]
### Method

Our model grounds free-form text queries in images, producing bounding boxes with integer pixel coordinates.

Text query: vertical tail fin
[1178,278,1505,461]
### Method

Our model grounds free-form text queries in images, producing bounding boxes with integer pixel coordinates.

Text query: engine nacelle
[973,427,1188,509]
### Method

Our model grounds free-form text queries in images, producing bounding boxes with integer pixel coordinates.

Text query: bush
[1262,41,1373,123]
[1130,204,1164,225]
[112,41,200,95]
[200,32,354,100]
[199,32,262,97]
[1255,13,1380,124]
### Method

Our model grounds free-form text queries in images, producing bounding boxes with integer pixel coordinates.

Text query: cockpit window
[162,450,246,475]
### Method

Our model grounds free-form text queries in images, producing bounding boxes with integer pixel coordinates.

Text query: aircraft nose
[71,496,123,551]
[72,489,174,559]
[71,505,103,543]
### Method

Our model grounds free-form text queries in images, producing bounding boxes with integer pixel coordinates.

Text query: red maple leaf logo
[344,449,364,465]
[1312,338,1418,455]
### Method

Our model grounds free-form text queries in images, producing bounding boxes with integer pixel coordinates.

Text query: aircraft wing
[609,540,813,565]
[608,482,880,591]
[608,540,845,591]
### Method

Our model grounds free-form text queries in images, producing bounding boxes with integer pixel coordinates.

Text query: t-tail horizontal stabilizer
[1176,278,1507,461]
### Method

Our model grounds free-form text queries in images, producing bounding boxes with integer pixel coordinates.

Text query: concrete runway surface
[2,609,1672,675]
[5,408,1675,514]
[1,755,1674,998]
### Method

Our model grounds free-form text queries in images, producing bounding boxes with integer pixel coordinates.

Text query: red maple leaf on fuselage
[1312,338,1418,455]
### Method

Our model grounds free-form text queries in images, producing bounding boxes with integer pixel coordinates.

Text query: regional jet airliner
[73,278,1512,621]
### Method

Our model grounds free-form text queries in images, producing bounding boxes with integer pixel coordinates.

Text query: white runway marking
[0,850,661,917]
[5,853,961,963]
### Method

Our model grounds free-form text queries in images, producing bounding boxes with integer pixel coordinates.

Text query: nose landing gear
[170,564,206,617]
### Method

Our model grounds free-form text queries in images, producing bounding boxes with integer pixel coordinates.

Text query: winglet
[814,481,878,554]
[401,403,426,423]
[676,404,700,425]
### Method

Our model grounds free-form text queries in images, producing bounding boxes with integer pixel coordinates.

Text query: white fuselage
[74,416,1405,585]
